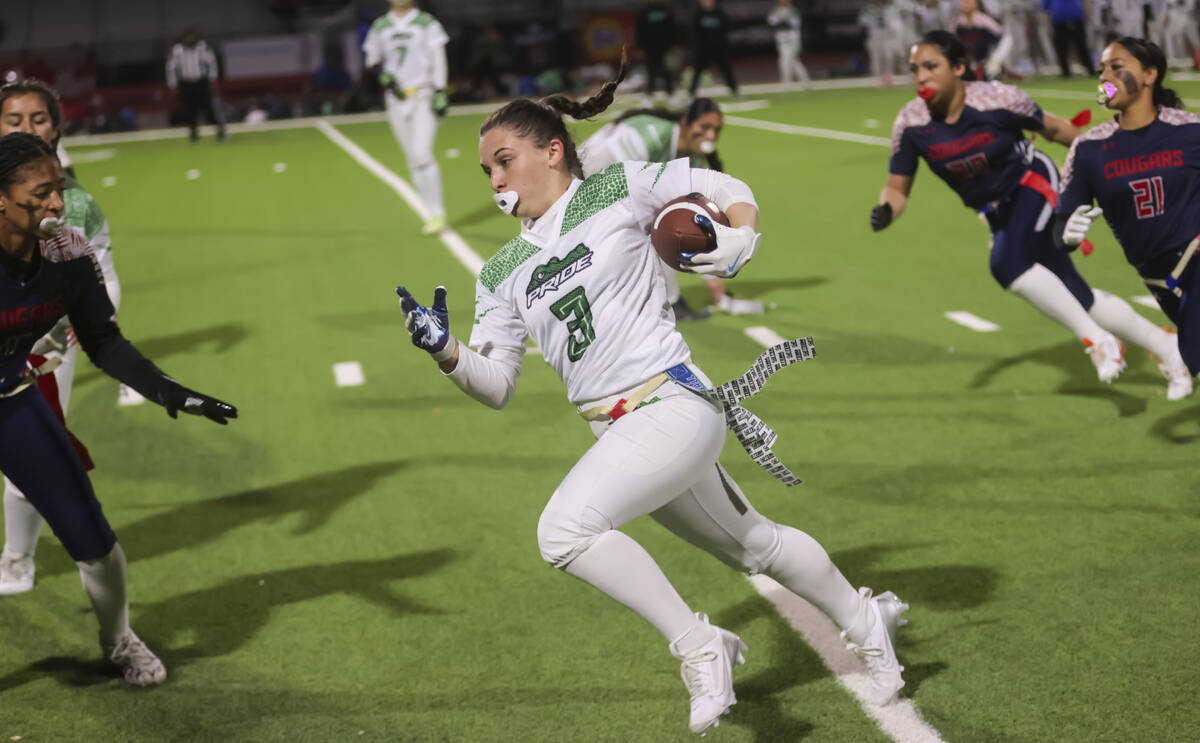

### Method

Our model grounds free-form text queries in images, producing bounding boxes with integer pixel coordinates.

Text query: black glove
[164,382,238,425]
[870,203,893,232]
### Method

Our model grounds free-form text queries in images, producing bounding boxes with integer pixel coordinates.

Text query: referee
[166,29,226,142]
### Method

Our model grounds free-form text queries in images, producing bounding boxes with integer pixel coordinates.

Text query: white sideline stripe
[724,115,892,147]
[750,576,948,743]
[333,361,365,387]
[68,147,116,164]
[57,76,897,148]
[945,311,1001,332]
[744,326,788,347]
[1132,295,1162,311]
[314,119,484,275]
[742,321,949,743]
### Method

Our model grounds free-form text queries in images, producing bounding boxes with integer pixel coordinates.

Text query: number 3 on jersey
[550,286,595,362]
[1130,176,1165,219]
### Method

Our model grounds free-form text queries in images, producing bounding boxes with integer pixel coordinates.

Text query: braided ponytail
[480,54,629,179]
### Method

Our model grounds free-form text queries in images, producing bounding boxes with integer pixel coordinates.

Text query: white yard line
[740,336,948,743]
[744,326,788,347]
[944,311,1001,332]
[751,576,948,743]
[724,115,892,147]
[314,119,484,275]
[332,361,365,387]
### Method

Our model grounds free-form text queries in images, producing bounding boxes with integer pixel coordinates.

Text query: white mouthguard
[698,140,716,155]
[39,217,64,237]
[493,190,519,216]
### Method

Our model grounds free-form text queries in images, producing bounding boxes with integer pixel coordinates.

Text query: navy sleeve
[61,255,178,407]
[889,124,920,177]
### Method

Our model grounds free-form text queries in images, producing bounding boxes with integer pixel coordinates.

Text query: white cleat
[0,550,35,596]
[1083,334,1126,384]
[717,294,765,316]
[843,587,908,706]
[420,214,447,235]
[669,614,746,735]
[105,630,167,686]
[1154,338,1194,401]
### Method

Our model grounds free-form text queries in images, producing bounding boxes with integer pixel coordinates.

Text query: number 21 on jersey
[1130,176,1165,219]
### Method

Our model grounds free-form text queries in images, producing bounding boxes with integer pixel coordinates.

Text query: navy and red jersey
[1057,107,1200,272]
[0,230,168,400]
[890,81,1046,210]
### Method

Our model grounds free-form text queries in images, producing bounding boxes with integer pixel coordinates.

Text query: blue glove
[396,285,457,361]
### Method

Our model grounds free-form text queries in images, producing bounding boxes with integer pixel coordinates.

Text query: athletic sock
[3,480,44,557]
[761,525,869,641]
[1088,288,1178,358]
[77,542,131,649]
[1008,264,1107,340]
[671,613,719,656]
[563,529,697,642]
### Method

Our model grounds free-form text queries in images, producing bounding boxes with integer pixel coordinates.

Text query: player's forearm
[880,185,908,221]
[442,342,524,409]
[431,45,448,90]
[725,202,759,230]
[1040,113,1082,147]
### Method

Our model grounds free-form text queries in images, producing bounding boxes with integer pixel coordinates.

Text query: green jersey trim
[560,163,628,236]
[480,236,540,292]
[411,11,435,27]
[62,174,107,242]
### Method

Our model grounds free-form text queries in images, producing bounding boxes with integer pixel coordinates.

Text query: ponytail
[481,54,629,179]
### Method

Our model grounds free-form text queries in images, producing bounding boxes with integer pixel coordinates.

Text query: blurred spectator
[1041,0,1094,76]
[688,0,739,98]
[859,0,904,86]
[955,0,1010,79]
[166,28,226,142]
[637,0,679,104]
[467,24,507,100]
[768,0,811,87]
[308,46,352,115]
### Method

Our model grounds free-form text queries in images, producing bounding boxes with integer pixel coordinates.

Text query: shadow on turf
[139,548,457,671]
[72,323,251,388]
[39,460,408,579]
[1148,402,1200,443]
[0,655,118,691]
[969,340,1152,416]
[831,544,998,610]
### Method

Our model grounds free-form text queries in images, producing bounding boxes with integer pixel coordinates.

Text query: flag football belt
[1018,170,1095,256]
[579,337,817,487]
[1143,234,1200,298]
[0,356,62,398]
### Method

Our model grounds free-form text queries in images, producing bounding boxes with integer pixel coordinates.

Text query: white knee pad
[739,520,784,575]
[537,502,612,568]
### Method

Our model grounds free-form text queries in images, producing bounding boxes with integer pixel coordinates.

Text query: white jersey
[767,6,802,47]
[362,8,449,90]
[469,159,696,404]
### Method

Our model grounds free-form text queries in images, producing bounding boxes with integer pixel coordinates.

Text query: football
[650,192,729,271]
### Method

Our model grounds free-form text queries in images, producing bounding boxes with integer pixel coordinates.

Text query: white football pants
[3,252,121,558]
[537,376,865,643]
[385,87,445,218]
[776,42,811,84]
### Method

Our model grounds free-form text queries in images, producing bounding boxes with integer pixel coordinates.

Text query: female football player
[396,67,908,734]
[579,98,763,317]
[871,30,1191,399]
[0,78,127,596]
[0,131,237,684]
[1055,38,1200,381]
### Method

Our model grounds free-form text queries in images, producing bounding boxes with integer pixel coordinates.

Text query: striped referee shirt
[166,41,218,87]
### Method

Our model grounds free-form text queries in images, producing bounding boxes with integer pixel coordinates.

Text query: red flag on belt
[28,353,95,471]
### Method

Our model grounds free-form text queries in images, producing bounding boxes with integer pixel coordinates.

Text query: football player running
[0,132,237,684]
[579,97,764,318]
[0,78,135,596]
[396,66,909,734]
[872,30,1190,398]
[1054,38,1200,389]
[362,0,450,236]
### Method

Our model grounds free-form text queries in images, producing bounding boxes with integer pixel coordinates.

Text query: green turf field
[2,75,1198,742]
